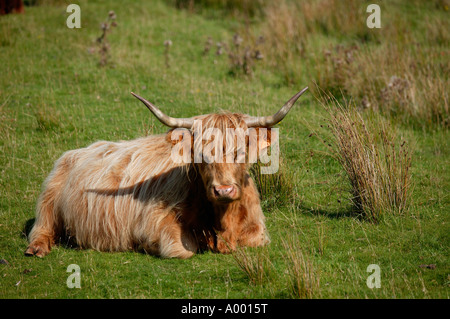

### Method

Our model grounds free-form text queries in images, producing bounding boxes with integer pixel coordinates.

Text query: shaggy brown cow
[25,87,308,258]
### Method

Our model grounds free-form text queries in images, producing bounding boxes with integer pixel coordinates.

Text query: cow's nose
[213,185,235,197]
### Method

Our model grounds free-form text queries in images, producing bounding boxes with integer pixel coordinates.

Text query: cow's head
[131,87,308,205]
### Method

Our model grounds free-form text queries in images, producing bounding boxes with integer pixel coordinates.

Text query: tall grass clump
[322,96,412,222]
[231,246,273,285]
[282,236,320,299]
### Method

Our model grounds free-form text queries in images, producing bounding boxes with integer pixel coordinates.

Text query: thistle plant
[203,33,264,77]
[96,11,117,67]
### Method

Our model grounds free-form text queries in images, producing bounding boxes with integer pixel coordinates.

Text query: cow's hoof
[25,244,49,258]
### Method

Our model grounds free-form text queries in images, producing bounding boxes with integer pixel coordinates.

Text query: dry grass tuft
[282,236,320,299]
[321,95,412,222]
[231,246,273,285]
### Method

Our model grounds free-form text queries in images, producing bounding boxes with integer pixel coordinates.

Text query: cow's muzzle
[212,185,239,202]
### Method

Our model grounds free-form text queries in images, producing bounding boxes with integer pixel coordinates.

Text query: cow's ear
[166,128,193,146]
[252,127,272,150]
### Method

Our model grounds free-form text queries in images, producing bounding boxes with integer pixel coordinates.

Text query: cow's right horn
[131,92,194,129]
[244,86,308,127]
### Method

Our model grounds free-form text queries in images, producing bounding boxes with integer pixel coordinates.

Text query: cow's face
[167,113,274,204]
[193,113,250,204]
[197,161,246,204]
[194,114,276,204]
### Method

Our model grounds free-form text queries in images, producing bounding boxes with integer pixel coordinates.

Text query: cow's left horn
[244,86,308,127]
[131,92,194,129]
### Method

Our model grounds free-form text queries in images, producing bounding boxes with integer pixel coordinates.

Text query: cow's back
[51,134,191,251]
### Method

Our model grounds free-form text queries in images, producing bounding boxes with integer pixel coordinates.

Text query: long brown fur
[26,113,270,258]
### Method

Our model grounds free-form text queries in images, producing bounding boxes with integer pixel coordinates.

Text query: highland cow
[25,87,308,258]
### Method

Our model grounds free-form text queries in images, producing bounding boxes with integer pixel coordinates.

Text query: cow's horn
[244,86,308,127]
[131,92,194,129]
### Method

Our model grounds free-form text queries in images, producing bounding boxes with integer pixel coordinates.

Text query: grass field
[0,0,448,299]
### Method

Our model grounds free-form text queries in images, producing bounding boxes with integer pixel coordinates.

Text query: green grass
[0,0,449,299]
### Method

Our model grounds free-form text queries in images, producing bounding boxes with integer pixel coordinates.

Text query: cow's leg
[213,205,241,253]
[235,193,270,248]
[238,222,270,248]
[25,185,62,258]
[139,214,196,259]
[217,222,269,253]
[25,158,68,258]
[159,230,195,259]
[216,229,237,253]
